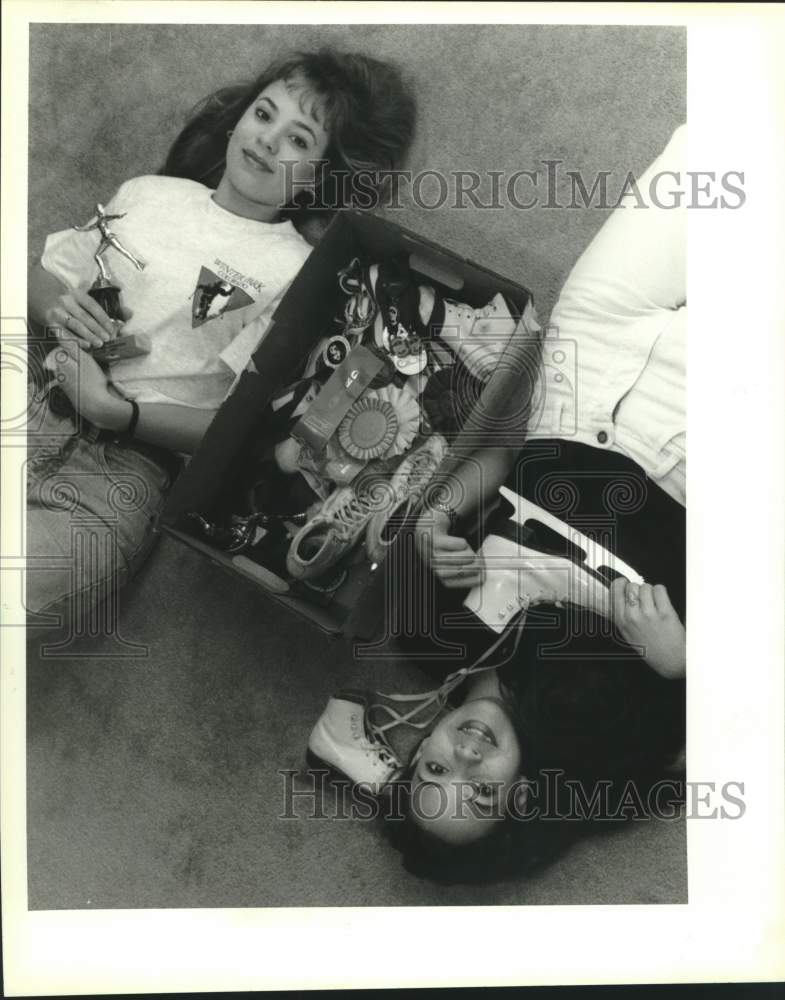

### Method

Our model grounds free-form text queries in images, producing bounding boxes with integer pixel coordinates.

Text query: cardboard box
[161,210,540,638]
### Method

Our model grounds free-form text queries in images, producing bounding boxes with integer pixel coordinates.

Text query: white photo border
[2,1,784,993]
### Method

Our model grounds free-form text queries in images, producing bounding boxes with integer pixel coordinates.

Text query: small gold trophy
[73,203,151,364]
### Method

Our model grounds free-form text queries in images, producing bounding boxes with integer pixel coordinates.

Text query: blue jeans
[26,408,179,626]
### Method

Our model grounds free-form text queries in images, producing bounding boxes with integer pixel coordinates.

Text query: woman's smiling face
[409,698,523,845]
[216,75,330,221]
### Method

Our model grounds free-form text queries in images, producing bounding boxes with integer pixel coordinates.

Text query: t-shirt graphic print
[41,175,313,408]
[192,265,255,327]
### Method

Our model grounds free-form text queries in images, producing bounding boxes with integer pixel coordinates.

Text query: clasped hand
[45,286,122,350]
[415,509,485,590]
[609,578,686,680]
[44,288,134,430]
[45,340,130,431]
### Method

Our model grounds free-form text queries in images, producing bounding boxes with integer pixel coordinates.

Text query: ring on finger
[626,585,640,608]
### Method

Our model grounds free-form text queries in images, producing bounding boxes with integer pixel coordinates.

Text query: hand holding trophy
[73,203,151,364]
[39,204,151,419]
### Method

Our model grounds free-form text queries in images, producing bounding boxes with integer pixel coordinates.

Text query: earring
[510,780,530,818]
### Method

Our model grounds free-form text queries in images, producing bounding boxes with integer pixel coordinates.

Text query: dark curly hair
[380,759,565,885]
[383,754,685,886]
[160,47,417,219]
[379,649,686,885]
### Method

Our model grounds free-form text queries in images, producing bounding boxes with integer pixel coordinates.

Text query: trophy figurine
[73,203,151,365]
[34,204,152,418]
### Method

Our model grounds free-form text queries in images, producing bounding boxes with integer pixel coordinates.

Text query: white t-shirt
[41,175,312,408]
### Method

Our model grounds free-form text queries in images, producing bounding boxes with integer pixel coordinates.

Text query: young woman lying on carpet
[25,47,417,625]
[307,125,687,881]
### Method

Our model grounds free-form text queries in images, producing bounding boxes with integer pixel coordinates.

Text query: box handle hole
[409,252,464,291]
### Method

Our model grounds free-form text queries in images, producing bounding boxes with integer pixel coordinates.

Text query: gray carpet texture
[26,22,687,908]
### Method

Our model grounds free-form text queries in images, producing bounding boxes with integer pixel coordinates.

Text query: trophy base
[86,276,150,367]
[92,333,152,366]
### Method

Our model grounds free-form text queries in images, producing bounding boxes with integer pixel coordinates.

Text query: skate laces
[349,709,402,769]
[361,733,400,768]
[328,486,384,538]
[392,438,447,505]
[408,441,444,492]
[444,299,475,325]
[364,625,525,746]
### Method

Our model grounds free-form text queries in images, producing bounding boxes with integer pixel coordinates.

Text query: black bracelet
[125,399,140,439]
